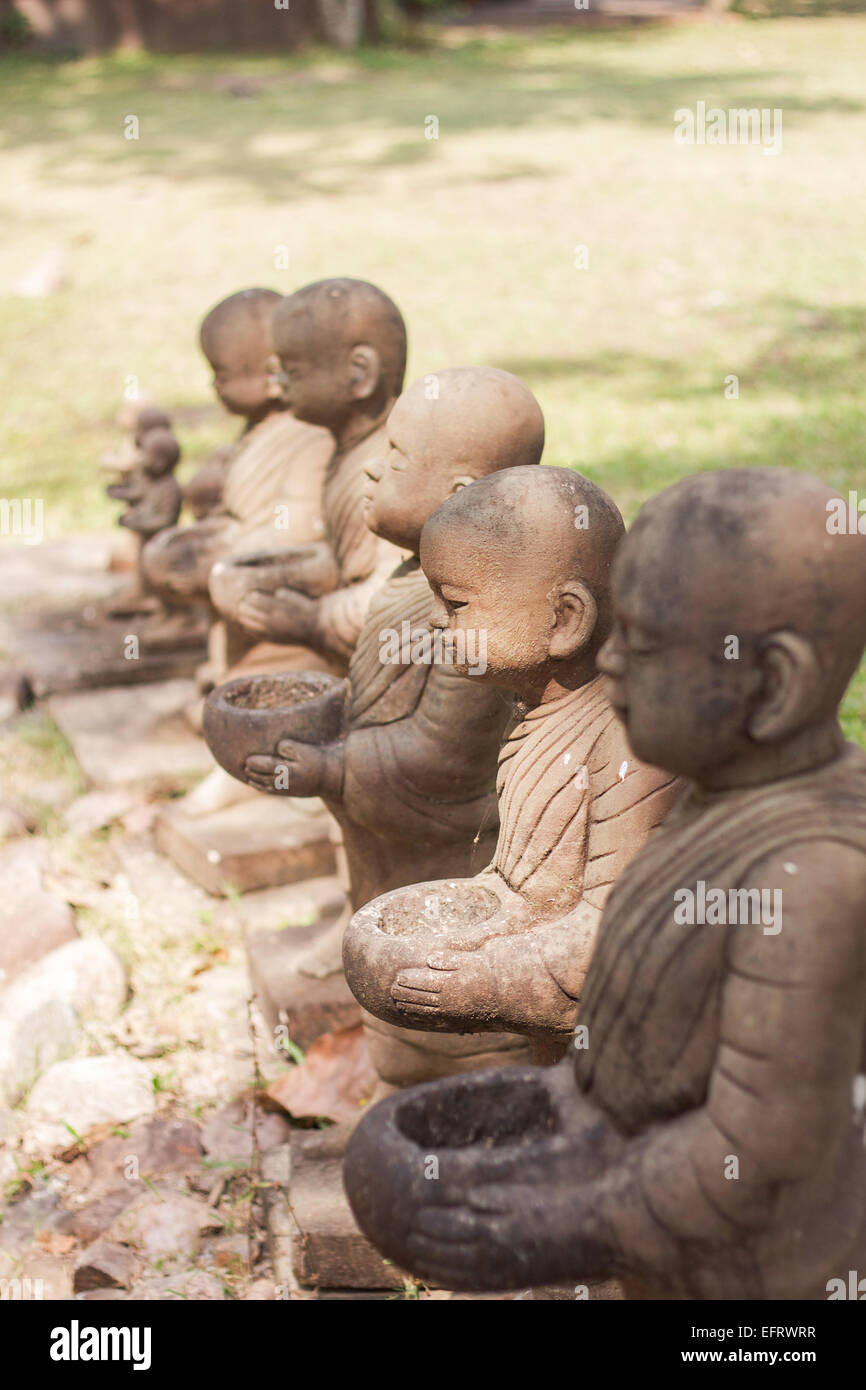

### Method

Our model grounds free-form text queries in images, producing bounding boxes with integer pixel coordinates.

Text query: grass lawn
[0,17,863,738]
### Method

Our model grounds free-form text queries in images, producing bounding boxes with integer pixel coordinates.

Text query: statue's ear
[349,344,381,401]
[450,474,475,494]
[548,581,597,659]
[747,630,822,742]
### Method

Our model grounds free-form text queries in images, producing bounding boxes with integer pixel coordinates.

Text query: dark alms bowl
[202,671,347,783]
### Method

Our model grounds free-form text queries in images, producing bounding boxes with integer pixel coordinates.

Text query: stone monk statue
[343,465,678,1086]
[344,467,866,1301]
[212,368,545,1065]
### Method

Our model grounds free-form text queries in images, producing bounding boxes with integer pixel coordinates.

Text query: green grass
[0,19,863,738]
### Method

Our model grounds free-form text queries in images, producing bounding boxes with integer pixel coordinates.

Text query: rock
[63,790,138,838]
[78,1288,129,1301]
[155,796,336,896]
[243,1277,278,1300]
[201,1100,290,1167]
[0,1185,66,1260]
[130,1270,225,1301]
[27,1055,156,1146]
[2,937,126,1022]
[73,1241,138,1292]
[0,802,32,843]
[0,939,127,1105]
[85,1117,203,1192]
[0,840,77,987]
[0,999,80,1107]
[110,1191,207,1261]
[48,682,213,792]
[58,1189,138,1243]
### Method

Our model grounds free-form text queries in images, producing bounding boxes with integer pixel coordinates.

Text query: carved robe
[574,743,866,1299]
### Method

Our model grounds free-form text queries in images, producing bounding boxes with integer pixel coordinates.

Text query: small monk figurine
[212,278,409,669]
[102,413,183,617]
[210,368,545,1067]
[342,465,678,1084]
[107,425,182,541]
[142,287,333,640]
[345,467,866,1300]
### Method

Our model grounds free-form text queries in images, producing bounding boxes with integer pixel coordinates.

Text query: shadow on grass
[0,33,863,200]
[497,298,866,401]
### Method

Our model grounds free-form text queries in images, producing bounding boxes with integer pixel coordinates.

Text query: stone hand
[235,587,318,645]
[243,738,341,799]
[391,949,492,1024]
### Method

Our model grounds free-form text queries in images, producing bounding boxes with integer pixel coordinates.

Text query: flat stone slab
[248,918,359,1048]
[0,536,123,609]
[49,681,213,792]
[155,797,337,897]
[288,1128,413,1291]
[0,608,207,698]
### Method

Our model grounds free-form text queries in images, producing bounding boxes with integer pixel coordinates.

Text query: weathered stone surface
[73,1241,138,1292]
[63,790,138,838]
[110,1191,206,1261]
[248,920,360,1047]
[58,1188,137,1242]
[27,1054,156,1145]
[16,1250,74,1301]
[288,1128,414,1291]
[0,839,77,987]
[49,681,213,791]
[0,536,119,606]
[201,1100,290,1167]
[0,999,80,1107]
[0,938,127,1103]
[222,874,345,935]
[130,1270,226,1301]
[0,604,208,699]
[155,796,337,897]
[2,937,126,1022]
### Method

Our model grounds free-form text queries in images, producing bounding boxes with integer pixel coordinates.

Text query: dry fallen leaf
[267,1025,376,1125]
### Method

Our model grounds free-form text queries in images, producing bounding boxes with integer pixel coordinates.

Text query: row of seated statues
[109,275,866,1299]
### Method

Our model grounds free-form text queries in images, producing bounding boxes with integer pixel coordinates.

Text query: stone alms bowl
[202,671,348,785]
[209,544,338,619]
[344,1066,562,1285]
[342,878,504,1031]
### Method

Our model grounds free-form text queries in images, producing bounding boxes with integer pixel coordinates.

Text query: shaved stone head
[364,367,545,552]
[273,278,407,399]
[394,366,544,474]
[199,288,282,370]
[618,468,866,709]
[423,465,625,648]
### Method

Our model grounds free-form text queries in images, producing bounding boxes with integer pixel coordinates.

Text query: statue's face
[363,393,452,551]
[598,534,754,780]
[271,309,344,428]
[210,362,270,418]
[421,521,558,689]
